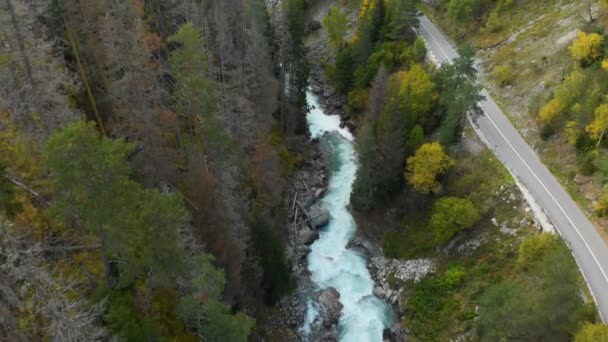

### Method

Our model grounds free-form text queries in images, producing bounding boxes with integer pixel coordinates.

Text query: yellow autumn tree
[406,142,454,194]
[575,323,608,342]
[565,120,579,145]
[396,64,437,118]
[359,0,378,17]
[538,98,565,124]
[586,103,608,148]
[569,32,603,65]
[602,59,608,71]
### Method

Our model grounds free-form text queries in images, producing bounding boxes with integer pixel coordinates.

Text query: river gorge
[302,91,394,341]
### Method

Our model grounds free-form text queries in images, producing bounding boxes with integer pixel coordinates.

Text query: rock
[315,187,326,199]
[383,322,408,342]
[316,288,343,327]
[310,205,330,228]
[299,228,319,245]
[345,120,357,131]
[317,325,338,342]
[347,236,380,259]
[308,20,322,33]
[304,196,317,208]
[373,286,386,299]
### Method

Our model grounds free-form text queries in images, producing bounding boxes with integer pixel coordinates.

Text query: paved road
[419,15,608,321]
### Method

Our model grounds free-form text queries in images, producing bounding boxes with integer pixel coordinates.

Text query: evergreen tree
[387,0,420,43]
[44,121,187,288]
[169,23,232,161]
[178,255,255,342]
[323,6,348,50]
[351,124,381,210]
[436,47,483,145]
[334,47,355,94]
[285,0,310,134]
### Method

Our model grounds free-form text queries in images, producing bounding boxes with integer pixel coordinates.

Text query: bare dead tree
[0,221,107,341]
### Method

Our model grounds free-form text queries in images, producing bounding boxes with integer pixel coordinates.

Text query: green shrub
[442,265,466,288]
[347,88,369,115]
[408,276,457,340]
[594,192,608,216]
[427,197,481,247]
[578,151,598,176]
[517,233,557,268]
[493,65,513,86]
[383,231,405,259]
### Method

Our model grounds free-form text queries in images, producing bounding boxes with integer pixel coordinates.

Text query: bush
[595,192,608,216]
[539,122,556,140]
[383,231,406,259]
[569,32,604,66]
[493,65,513,86]
[333,47,354,94]
[479,240,588,341]
[576,133,596,154]
[347,88,369,115]
[484,10,503,33]
[578,151,598,176]
[575,323,608,342]
[408,275,457,340]
[427,197,481,247]
[442,265,466,288]
[517,233,557,268]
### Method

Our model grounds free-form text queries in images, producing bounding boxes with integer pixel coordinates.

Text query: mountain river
[302,90,393,341]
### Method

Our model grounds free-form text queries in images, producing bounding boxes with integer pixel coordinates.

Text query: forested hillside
[2,0,608,341]
[0,0,312,339]
[317,0,608,340]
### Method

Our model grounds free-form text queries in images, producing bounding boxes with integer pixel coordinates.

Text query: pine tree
[351,124,381,210]
[436,47,483,145]
[169,23,233,162]
[44,121,187,287]
[323,6,348,50]
[387,0,420,43]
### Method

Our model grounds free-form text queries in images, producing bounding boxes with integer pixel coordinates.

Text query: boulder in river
[310,205,330,228]
[316,287,343,327]
[383,322,408,342]
[316,324,338,342]
[299,228,319,245]
[373,286,386,299]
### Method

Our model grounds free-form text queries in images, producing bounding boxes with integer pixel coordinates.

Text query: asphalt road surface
[419,15,608,321]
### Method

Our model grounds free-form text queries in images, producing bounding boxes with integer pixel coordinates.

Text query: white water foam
[303,91,393,341]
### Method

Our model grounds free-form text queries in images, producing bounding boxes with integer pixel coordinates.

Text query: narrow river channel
[303,91,393,341]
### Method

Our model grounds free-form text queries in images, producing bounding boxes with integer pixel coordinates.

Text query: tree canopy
[479,239,589,341]
[44,121,188,288]
[323,6,348,50]
[586,103,608,148]
[435,47,483,145]
[427,196,480,246]
[569,32,604,65]
[406,142,454,194]
[575,323,608,342]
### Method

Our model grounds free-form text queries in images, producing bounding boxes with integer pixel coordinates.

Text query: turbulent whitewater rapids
[302,91,393,341]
